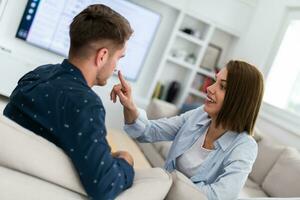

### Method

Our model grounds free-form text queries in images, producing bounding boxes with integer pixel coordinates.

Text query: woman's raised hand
[110,71,135,110]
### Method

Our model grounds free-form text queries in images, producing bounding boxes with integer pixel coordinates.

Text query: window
[262,10,300,135]
[264,20,300,117]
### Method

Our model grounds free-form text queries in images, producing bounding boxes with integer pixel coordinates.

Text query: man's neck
[68,57,95,88]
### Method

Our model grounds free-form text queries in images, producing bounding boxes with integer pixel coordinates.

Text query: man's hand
[112,150,134,166]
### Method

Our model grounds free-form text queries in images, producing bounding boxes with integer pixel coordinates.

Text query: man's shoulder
[34,63,61,74]
[19,63,60,82]
[64,88,103,108]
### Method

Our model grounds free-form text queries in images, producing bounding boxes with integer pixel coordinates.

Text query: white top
[176,128,213,178]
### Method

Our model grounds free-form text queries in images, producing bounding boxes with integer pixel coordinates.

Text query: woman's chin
[204,104,217,118]
[204,103,210,113]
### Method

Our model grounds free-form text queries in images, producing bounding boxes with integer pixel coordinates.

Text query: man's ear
[95,48,109,67]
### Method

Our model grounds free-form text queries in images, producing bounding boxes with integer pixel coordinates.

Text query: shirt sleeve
[59,102,134,200]
[123,107,199,143]
[195,139,258,200]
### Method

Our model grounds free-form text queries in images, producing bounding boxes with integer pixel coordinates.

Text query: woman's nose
[207,84,215,94]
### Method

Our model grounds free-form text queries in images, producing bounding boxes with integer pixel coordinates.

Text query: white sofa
[137,99,300,199]
[1,96,299,200]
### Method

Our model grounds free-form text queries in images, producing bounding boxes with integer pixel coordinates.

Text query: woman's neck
[209,120,227,139]
[203,119,227,149]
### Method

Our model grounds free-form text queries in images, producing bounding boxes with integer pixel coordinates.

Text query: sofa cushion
[249,139,285,185]
[146,99,178,119]
[239,179,268,198]
[106,129,151,169]
[153,141,172,159]
[166,170,207,200]
[262,147,300,197]
[252,127,263,143]
[136,142,166,167]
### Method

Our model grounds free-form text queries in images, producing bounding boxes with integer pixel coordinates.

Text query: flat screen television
[16,0,161,81]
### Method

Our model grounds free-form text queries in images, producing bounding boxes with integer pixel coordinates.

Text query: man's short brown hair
[216,60,264,135]
[69,4,133,58]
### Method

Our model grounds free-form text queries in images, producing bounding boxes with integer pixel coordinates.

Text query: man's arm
[59,102,134,200]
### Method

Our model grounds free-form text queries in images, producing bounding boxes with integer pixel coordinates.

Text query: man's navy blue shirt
[3,59,134,200]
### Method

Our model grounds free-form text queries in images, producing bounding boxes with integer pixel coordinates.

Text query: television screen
[16,0,161,81]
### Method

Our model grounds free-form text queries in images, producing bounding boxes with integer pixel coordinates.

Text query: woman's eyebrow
[215,75,227,82]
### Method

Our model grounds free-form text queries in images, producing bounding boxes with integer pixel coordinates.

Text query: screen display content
[16,0,161,81]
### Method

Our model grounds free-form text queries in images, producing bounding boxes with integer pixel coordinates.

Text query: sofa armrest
[117,168,172,200]
[0,165,172,200]
[166,170,207,200]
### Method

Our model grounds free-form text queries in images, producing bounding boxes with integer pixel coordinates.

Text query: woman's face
[204,67,228,119]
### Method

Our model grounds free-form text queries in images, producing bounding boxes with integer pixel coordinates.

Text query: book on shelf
[152,82,165,99]
[200,76,214,93]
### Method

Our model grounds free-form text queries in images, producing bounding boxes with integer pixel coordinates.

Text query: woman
[111,60,264,200]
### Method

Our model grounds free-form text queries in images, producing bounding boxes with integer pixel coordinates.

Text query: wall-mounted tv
[16,0,161,81]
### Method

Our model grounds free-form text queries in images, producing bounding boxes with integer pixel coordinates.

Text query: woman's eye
[210,79,216,86]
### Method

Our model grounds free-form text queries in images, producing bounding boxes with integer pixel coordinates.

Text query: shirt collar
[196,111,211,126]
[195,110,238,151]
[61,59,89,87]
[214,131,238,151]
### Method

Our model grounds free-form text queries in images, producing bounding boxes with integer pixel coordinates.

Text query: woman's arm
[123,108,196,143]
[110,71,198,143]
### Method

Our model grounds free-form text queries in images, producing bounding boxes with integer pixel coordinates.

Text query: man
[3,4,134,200]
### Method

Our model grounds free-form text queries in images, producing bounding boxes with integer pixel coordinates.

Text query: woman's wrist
[125,100,137,112]
[124,104,139,124]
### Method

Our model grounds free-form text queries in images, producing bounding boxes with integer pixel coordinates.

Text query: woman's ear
[95,48,109,67]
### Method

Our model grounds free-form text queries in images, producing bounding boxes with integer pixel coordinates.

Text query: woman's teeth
[207,96,216,103]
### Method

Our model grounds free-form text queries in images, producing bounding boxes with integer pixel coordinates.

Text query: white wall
[159,0,257,36]
[231,0,300,149]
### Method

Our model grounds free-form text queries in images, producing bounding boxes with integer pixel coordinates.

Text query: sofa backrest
[146,99,179,120]
[249,138,286,185]
[0,115,86,195]
[261,147,300,197]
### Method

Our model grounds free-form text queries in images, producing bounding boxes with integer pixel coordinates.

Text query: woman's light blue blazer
[124,106,258,200]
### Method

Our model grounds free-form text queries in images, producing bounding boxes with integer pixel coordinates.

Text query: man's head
[69,4,133,86]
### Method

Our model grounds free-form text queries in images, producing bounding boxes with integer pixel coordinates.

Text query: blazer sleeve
[124,107,201,143]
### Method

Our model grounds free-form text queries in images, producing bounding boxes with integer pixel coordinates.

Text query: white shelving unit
[147,10,238,108]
